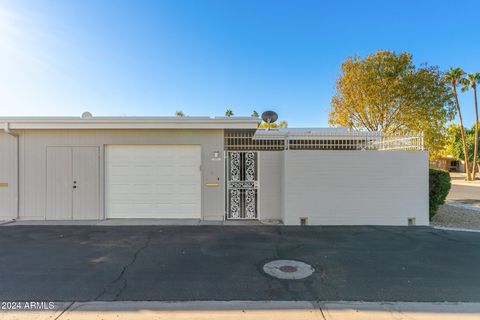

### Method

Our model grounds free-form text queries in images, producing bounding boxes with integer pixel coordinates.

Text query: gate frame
[225,150,260,220]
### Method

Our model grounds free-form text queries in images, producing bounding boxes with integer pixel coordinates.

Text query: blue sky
[0,0,479,127]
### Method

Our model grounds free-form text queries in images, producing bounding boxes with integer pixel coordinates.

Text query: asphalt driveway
[0,226,480,302]
[447,173,480,207]
[448,184,480,207]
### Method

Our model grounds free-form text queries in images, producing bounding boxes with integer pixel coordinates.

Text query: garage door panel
[155,170,176,177]
[155,185,175,197]
[178,184,199,194]
[136,204,156,214]
[110,184,130,194]
[133,167,155,176]
[178,154,200,161]
[132,184,155,194]
[109,166,132,176]
[176,160,199,167]
[177,204,199,215]
[177,167,199,176]
[109,203,129,215]
[175,148,199,156]
[106,145,201,219]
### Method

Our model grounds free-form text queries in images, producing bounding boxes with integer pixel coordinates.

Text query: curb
[0,219,15,226]
[444,201,480,212]
[450,181,480,188]
[432,226,480,233]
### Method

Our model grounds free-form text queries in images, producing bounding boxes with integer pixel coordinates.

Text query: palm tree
[461,73,480,179]
[258,120,288,129]
[225,109,234,117]
[175,110,185,117]
[445,68,471,180]
[251,110,259,118]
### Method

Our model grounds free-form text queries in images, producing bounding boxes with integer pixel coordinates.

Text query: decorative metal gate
[226,151,259,219]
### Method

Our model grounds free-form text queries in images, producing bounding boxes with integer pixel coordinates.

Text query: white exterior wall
[0,132,18,220]
[283,151,429,226]
[2,128,430,225]
[258,151,283,221]
[15,129,225,220]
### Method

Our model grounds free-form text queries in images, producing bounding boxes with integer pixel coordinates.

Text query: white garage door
[106,145,201,219]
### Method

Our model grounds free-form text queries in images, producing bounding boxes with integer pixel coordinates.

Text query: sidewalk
[1,301,479,320]
[1,219,279,226]
[449,173,480,187]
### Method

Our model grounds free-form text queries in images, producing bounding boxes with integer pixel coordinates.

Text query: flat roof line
[0,116,261,130]
[0,116,260,121]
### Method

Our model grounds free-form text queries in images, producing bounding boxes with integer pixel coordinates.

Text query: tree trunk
[453,85,472,180]
[473,86,479,179]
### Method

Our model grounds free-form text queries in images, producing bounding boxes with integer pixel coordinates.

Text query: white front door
[72,147,100,219]
[46,147,73,220]
[105,145,202,219]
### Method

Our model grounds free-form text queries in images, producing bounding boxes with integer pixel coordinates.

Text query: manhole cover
[263,259,314,280]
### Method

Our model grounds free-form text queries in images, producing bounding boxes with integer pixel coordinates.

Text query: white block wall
[258,151,283,221]
[0,132,18,220]
[282,151,429,226]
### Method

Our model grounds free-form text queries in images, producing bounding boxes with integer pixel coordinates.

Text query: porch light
[212,151,221,160]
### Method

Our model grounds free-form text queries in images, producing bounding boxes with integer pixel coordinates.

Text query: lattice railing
[366,134,424,151]
[225,131,285,151]
[225,130,424,151]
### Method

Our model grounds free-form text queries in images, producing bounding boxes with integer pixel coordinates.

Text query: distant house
[431,155,464,172]
[0,115,428,226]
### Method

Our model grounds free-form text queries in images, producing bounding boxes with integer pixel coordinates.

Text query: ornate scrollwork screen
[226,151,259,219]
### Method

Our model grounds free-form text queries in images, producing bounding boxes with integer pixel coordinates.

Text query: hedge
[429,168,451,220]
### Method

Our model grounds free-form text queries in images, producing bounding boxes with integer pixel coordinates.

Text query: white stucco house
[0,115,428,225]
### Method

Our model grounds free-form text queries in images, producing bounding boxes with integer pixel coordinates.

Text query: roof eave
[1,117,261,130]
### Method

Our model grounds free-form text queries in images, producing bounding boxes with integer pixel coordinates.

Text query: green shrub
[429,168,451,220]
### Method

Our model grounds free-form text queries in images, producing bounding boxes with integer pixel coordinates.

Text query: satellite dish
[261,111,278,130]
[81,111,93,119]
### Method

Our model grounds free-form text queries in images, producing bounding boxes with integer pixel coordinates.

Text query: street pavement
[0,225,479,302]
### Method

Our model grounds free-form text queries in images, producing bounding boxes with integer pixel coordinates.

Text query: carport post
[3,122,19,219]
